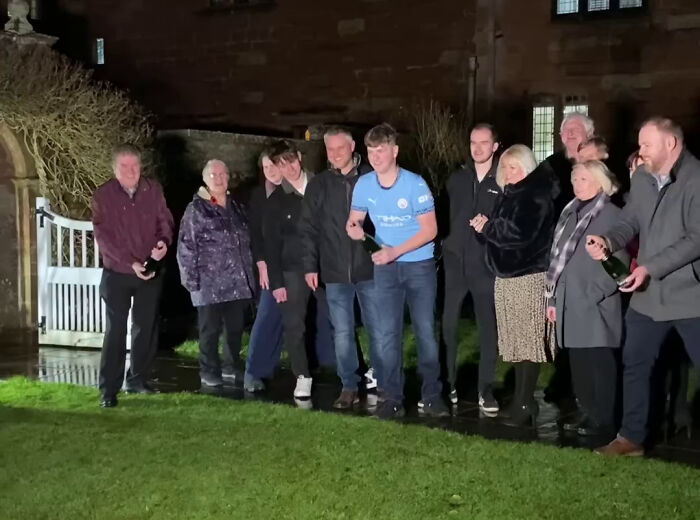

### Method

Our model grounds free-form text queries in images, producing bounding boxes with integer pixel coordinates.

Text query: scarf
[544,192,608,298]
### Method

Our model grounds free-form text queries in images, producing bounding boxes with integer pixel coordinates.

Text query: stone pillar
[0,5,55,336]
[0,124,40,335]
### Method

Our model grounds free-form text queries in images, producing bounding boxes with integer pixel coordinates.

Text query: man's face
[577,143,601,163]
[470,128,498,165]
[325,134,355,172]
[278,153,303,182]
[113,153,141,190]
[560,119,588,158]
[204,162,229,194]
[367,143,399,174]
[262,156,282,185]
[638,124,670,175]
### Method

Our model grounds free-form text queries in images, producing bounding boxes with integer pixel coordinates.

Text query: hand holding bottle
[585,235,608,260]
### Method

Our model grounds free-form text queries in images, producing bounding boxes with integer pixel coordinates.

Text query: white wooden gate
[36,197,130,348]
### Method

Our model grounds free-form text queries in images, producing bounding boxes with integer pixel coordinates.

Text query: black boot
[500,363,523,419]
[503,361,540,427]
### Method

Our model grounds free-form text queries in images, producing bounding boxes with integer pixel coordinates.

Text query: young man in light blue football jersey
[346,123,449,419]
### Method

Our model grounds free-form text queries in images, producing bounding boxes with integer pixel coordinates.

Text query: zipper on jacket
[346,176,353,283]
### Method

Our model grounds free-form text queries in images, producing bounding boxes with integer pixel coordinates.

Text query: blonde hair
[496,145,538,188]
[572,160,619,196]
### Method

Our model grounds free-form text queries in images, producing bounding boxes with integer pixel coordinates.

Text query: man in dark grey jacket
[587,117,700,456]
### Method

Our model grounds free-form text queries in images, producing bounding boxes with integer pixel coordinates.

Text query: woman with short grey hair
[546,160,628,438]
[177,159,255,387]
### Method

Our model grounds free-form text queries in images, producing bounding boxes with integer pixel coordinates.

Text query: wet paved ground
[2,340,699,468]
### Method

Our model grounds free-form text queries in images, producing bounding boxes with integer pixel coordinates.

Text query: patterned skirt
[494,271,555,363]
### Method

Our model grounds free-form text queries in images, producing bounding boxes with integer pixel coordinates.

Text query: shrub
[0,43,152,219]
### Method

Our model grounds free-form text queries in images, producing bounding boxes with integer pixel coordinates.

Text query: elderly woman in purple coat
[177,159,255,387]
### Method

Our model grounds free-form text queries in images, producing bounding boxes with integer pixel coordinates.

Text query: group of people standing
[92,112,700,458]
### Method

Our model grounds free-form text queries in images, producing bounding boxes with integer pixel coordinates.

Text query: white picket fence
[36,197,130,348]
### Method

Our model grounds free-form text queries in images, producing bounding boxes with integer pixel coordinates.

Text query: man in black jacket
[441,123,501,411]
[299,126,380,409]
[264,140,331,400]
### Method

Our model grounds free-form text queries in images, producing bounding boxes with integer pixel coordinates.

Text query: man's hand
[371,246,398,265]
[620,265,649,293]
[132,262,155,281]
[546,306,556,323]
[346,219,364,241]
[469,214,489,234]
[257,261,269,290]
[305,273,318,291]
[151,240,168,261]
[585,235,608,260]
[272,287,287,303]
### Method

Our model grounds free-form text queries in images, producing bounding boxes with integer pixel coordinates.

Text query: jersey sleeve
[351,176,370,212]
[411,175,435,215]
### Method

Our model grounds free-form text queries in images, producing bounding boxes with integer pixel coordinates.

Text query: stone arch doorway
[0,124,40,337]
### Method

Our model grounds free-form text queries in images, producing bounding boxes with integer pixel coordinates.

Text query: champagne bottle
[142,256,161,276]
[362,233,382,254]
[600,249,630,286]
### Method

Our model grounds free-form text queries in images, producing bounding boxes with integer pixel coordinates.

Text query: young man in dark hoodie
[441,123,501,411]
[299,126,380,409]
[264,140,332,400]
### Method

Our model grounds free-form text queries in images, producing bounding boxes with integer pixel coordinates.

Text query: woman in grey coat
[177,159,255,387]
[546,160,628,438]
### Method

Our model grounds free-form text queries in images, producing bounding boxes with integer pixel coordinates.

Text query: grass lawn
[1,378,699,519]
[174,319,555,388]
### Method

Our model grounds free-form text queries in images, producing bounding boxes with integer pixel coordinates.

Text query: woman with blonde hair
[471,144,558,426]
[545,160,627,439]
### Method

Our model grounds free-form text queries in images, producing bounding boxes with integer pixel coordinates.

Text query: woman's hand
[546,306,556,323]
[469,214,489,234]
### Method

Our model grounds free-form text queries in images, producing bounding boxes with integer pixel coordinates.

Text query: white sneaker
[293,375,313,398]
[364,368,378,390]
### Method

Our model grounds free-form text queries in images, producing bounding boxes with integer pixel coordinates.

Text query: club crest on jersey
[397,198,408,209]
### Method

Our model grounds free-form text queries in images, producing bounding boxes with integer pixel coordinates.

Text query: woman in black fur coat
[471,144,558,426]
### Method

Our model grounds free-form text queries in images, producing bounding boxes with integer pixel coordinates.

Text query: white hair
[573,160,619,197]
[496,145,538,189]
[561,112,595,137]
[202,159,229,177]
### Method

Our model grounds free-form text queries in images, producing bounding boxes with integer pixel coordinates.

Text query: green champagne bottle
[600,249,630,286]
[362,233,382,254]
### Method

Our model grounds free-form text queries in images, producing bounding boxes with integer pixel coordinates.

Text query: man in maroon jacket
[92,144,174,407]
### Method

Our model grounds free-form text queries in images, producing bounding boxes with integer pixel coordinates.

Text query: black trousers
[197,300,248,378]
[569,347,617,428]
[278,271,329,378]
[99,270,163,398]
[441,256,498,393]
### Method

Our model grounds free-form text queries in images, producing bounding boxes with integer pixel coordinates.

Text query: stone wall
[59,0,478,133]
[156,129,325,187]
[474,0,700,160]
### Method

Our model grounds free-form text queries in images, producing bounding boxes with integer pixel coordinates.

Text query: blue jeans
[246,289,283,379]
[326,280,382,390]
[312,288,337,368]
[372,259,442,403]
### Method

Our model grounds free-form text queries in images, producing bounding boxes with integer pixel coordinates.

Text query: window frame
[552,0,649,20]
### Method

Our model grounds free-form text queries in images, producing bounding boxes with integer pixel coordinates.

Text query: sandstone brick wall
[79,0,477,134]
[474,0,700,160]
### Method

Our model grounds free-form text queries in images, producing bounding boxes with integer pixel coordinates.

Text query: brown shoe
[594,435,644,457]
[333,389,358,410]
